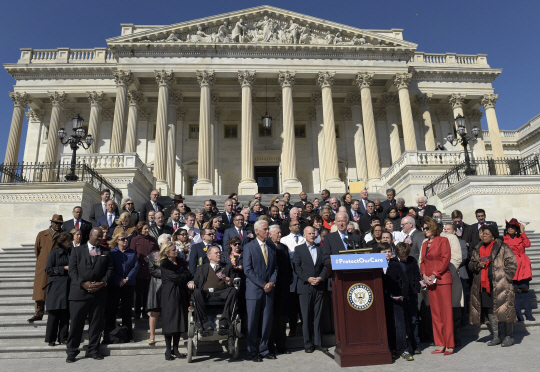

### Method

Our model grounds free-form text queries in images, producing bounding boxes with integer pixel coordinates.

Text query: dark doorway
[254,166,279,194]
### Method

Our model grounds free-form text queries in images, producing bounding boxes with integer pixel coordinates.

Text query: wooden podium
[332,267,392,367]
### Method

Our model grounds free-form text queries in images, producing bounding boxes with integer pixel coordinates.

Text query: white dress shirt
[308,244,317,264]
[281,233,306,252]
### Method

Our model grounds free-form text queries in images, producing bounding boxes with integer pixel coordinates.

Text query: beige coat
[33,228,59,301]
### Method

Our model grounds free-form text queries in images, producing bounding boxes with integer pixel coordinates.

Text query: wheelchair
[186,277,242,362]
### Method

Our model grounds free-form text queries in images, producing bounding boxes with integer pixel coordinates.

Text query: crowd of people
[30,187,534,363]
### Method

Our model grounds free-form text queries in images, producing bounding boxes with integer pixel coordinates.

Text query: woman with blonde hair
[113,212,137,239]
[70,229,82,247]
[159,242,192,360]
[269,196,280,209]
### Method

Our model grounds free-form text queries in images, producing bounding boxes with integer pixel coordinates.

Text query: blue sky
[1,0,539,162]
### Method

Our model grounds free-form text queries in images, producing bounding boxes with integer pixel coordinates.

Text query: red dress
[323,219,335,230]
[503,233,532,281]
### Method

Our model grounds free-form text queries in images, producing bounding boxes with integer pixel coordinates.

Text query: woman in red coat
[503,218,534,321]
[420,216,454,355]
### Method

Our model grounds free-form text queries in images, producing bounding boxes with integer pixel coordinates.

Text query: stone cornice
[4,65,115,80]
[411,69,500,83]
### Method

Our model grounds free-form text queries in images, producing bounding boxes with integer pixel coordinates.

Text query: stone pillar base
[238,179,258,196]
[366,178,383,193]
[156,179,170,197]
[282,179,303,194]
[193,180,214,196]
[325,179,346,194]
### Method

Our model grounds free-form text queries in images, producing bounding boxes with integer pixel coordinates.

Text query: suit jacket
[358,199,372,216]
[193,262,234,289]
[418,204,437,220]
[381,199,397,214]
[359,213,378,233]
[139,201,165,222]
[293,243,328,294]
[89,202,119,225]
[166,220,184,233]
[324,231,364,256]
[96,213,119,237]
[408,229,425,262]
[293,201,309,210]
[148,224,174,241]
[219,212,236,229]
[243,238,278,300]
[62,218,92,245]
[273,242,294,298]
[68,244,113,301]
[188,241,223,275]
[223,226,252,250]
[125,209,140,226]
[420,235,452,285]
[456,222,473,245]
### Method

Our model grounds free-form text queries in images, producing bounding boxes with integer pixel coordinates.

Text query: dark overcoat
[33,228,59,301]
[44,247,71,311]
[160,257,192,334]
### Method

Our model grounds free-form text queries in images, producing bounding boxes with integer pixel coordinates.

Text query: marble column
[356,72,381,186]
[436,109,454,150]
[110,70,133,153]
[193,70,215,195]
[317,71,346,193]
[23,108,45,164]
[345,92,368,185]
[466,109,487,158]
[210,91,219,188]
[394,73,417,151]
[237,70,258,195]
[278,71,303,193]
[85,91,106,153]
[154,70,175,190]
[125,90,145,153]
[3,93,32,167]
[481,94,505,159]
[381,93,402,162]
[166,91,183,193]
[415,93,436,151]
[213,106,221,193]
[311,93,327,190]
[175,107,186,193]
[43,92,68,181]
[449,93,466,129]
[308,107,321,191]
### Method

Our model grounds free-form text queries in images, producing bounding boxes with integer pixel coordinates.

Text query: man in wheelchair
[187,246,238,335]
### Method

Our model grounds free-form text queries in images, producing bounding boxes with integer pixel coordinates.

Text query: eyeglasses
[126,202,134,205]
[206,233,216,236]
[119,238,128,242]
[178,233,188,237]
[231,243,240,246]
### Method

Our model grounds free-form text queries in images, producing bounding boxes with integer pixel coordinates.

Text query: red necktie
[238,228,243,241]
[75,220,79,229]
[174,222,178,230]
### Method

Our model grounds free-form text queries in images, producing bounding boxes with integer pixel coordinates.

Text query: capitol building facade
[1,6,540,247]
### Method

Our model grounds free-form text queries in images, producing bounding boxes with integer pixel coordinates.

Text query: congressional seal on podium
[347,283,373,311]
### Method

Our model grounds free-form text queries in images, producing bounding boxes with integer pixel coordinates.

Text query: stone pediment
[106,5,417,51]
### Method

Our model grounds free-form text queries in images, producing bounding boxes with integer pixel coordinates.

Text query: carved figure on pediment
[254,16,274,42]
[231,18,247,43]
[333,32,343,45]
[325,31,334,45]
[217,22,230,43]
[277,29,288,43]
[288,20,301,44]
[299,25,311,44]
[165,33,182,42]
[351,35,366,45]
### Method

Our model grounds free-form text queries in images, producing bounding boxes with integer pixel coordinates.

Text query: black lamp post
[261,78,272,129]
[57,114,94,181]
[446,114,480,175]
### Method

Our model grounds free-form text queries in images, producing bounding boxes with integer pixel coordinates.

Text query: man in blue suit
[243,220,278,362]
[222,214,253,249]
[358,189,372,216]
[96,200,118,237]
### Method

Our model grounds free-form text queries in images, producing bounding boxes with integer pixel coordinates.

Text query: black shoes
[305,346,314,353]
[250,355,263,362]
[48,342,55,347]
[315,345,328,352]
[165,349,174,361]
[174,349,187,359]
[277,348,291,354]
[27,315,43,323]
[202,322,215,332]
[218,323,229,335]
[414,349,422,355]
[262,353,277,360]
[66,356,76,363]
[87,353,104,360]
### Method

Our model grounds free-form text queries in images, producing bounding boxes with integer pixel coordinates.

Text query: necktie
[152,202,158,211]
[281,212,284,219]
[481,222,485,226]
[354,212,358,222]
[102,203,106,215]
[108,214,113,226]
[75,220,79,229]
[342,233,348,249]
[295,235,299,244]
[227,214,231,223]
[174,222,178,231]
[260,242,268,265]
[238,228,243,241]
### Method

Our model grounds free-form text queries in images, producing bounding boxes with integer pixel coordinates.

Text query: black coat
[274,242,294,310]
[159,257,192,334]
[148,224,174,241]
[146,251,162,311]
[293,243,328,294]
[324,231,364,256]
[62,219,92,245]
[140,201,165,223]
[68,244,113,302]
[44,247,71,311]
[382,259,406,298]
[359,213,378,234]
[389,256,421,298]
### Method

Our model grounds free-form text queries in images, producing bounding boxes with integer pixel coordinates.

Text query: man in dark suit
[293,226,328,353]
[66,227,113,363]
[469,208,497,251]
[96,200,119,237]
[320,189,330,205]
[280,207,308,237]
[328,197,340,220]
[293,191,309,209]
[187,247,238,333]
[166,208,184,233]
[218,198,236,229]
[89,189,119,226]
[359,201,378,233]
[349,199,362,224]
[324,212,364,256]
[380,188,397,218]
[202,199,217,222]
[416,196,436,224]
[243,220,278,362]
[401,215,424,262]
[163,194,190,220]
[148,211,174,241]
[139,190,164,222]
[282,192,293,212]
[223,214,252,249]
[268,206,283,226]
[122,198,139,226]
[189,227,222,275]
[451,209,473,247]
[277,201,289,220]
[62,206,92,245]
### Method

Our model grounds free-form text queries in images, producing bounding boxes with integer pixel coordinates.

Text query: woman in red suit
[421,216,454,355]
[503,218,534,321]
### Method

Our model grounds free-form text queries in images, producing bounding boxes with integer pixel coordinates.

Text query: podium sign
[331,254,392,367]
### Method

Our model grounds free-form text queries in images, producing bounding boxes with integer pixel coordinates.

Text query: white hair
[269,225,281,234]
[417,195,428,203]
[402,216,414,226]
[335,212,349,222]
[241,207,250,213]
[158,234,172,246]
[254,220,269,232]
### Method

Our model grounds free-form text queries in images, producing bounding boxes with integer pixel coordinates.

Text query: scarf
[480,240,495,294]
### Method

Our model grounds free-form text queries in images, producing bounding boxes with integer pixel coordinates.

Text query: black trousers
[453,307,462,345]
[299,289,324,348]
[45,309,69,343]
[269,305,288,352]
[288,291,301,331]
[105,285,135,339]
[135,278,150,316]
[66,298,106,358]
[192,287,238,326]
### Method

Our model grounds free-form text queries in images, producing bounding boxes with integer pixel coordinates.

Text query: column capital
[466,109,483,121]
[113,69,133,88]
[237,70,255,88]
[309,107,317,121]
[177,107,187,120]
[169,91,183,107]
[381,93,399,107]
[345,92,362,106]
[393,73,412,90]
[211,91,220,104]
[415,93,433,108]
[449,93,466,109]
[311,92,322,106]
[139,108,152,121]
[355,72,374,89]
[25,108,45,122]
[278,71,296,88]
[317,71,335,89]
[86,91,107,107]
[481,93,498,109]
[341,107,352,120]
[48,91,68,108]
[436,108,450,120]
[155,70,175,87]
[9,92,32,107]
[214,107,222,121]
[127,90,146,107]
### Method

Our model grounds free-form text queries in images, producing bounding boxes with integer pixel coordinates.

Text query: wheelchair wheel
[232,337,240,359]
[227,336,234,355]
[187,338,194,363]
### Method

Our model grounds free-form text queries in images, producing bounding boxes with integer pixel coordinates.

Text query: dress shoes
[414,349,422,355]
[431,349,445,354]
[277,348,291,354]
[66,356,76,363]
[250,355,263,362]
[85,353,104,360]
[218,323,229,335]
[305,346,315,353]
[262,353,277,360]
[444,350,454,356]
[315,345,328,352]
[202,322,215,332]
[27,315,43,323]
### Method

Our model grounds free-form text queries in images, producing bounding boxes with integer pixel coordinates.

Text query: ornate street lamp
[446,114,479,175]
[58,114,94,181]
[261,78,272,129]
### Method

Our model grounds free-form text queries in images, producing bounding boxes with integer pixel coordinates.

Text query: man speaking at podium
[324,212,364,256]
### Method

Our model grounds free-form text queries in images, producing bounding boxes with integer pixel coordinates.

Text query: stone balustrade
[18,48,115,64]
[483,114,540,140]
[409,52,489,67]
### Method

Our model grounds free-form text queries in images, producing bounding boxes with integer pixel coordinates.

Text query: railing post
[56,161,61,182]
